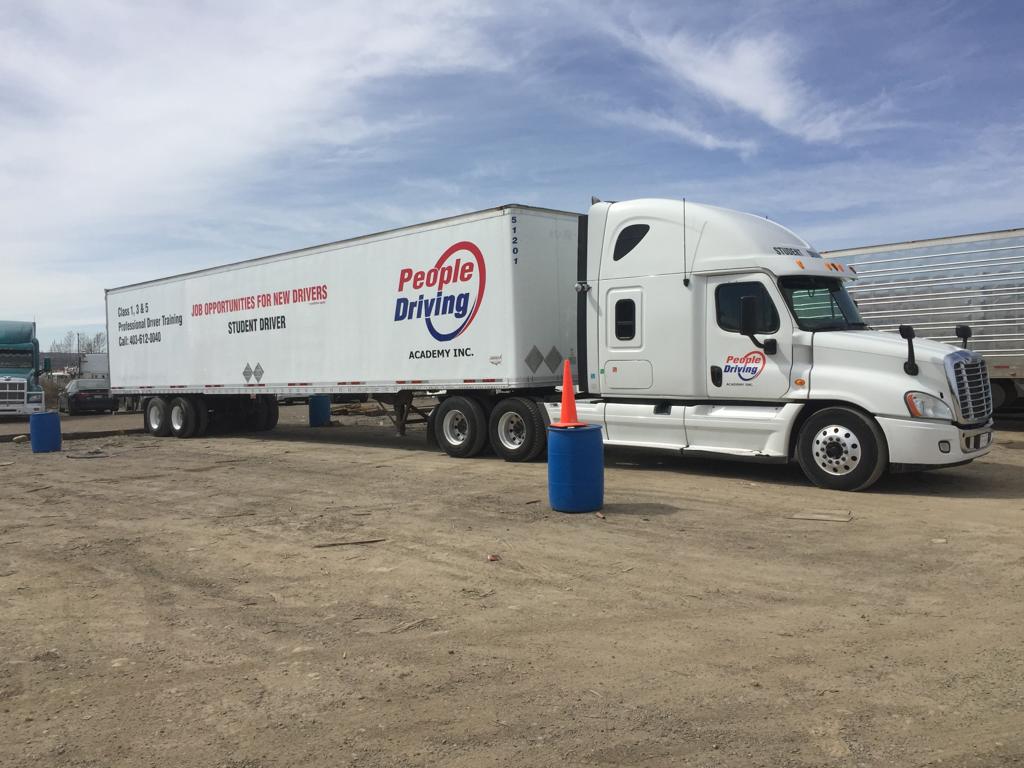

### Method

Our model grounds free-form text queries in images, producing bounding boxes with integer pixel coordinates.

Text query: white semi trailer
[825,228,1024,411]
[107,199,994,491]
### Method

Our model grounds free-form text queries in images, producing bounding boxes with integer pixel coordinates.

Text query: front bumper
[0,404,44,416]
[877,416,993,466]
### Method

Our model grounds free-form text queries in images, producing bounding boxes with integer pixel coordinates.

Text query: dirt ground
[1,406,1023,767]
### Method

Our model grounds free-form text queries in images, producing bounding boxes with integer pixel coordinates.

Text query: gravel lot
[1,406,1022,767]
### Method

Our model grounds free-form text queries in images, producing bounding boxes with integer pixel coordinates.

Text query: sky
[1,0,1021,349]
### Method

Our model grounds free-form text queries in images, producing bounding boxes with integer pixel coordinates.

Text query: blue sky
[1,0,1021,348]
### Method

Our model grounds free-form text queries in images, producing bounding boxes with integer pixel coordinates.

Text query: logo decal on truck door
[724,351,766,381]
[394,241,487,342]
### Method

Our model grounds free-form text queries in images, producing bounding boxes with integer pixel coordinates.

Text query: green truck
[0,321,48,417]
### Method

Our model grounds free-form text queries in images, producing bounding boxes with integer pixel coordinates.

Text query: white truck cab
[563,199,994,490]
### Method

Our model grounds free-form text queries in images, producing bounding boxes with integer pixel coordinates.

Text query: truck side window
[716,282,779,333]
[615,299,636,340]
[613,224,650,261]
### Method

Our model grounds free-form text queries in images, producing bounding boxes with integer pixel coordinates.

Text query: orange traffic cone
[551,359,585,428]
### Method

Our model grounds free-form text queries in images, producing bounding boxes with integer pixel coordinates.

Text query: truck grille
[947,354,992,424]
[0,379,27,405]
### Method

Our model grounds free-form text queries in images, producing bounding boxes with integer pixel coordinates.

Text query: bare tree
[49,331,76,353]
[49,331,107,354]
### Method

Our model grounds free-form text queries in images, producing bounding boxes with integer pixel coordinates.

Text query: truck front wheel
[489,397,547,462]
[435,396,487,458]
[796,407,888,491]
[146,397,171,437]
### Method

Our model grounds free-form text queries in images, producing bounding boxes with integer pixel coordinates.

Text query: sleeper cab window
[615,298,636,340]
[613,224,650,261]
[715,282,779,334]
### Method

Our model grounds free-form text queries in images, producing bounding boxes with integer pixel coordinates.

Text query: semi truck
[826,228,1023,411]
[106,199,994,491]
[0,321,48,417]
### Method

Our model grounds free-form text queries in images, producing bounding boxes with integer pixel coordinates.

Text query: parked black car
[59,380,119,415]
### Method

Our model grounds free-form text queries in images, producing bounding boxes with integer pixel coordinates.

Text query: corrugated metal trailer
[826,228,1024,409]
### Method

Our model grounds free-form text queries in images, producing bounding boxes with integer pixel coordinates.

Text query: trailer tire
[489,397,547,462]
[262,396,279,431]
[435,396,487,458]
[796,407,888,491]
[992,380,1017,411]
[193,396,210,437]
[264,397,280,434]
[146,397,172,437]
[169,396,197,439]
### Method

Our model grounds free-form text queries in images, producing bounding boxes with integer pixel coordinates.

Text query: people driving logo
[394,241,486,341]
[724,351,766,382]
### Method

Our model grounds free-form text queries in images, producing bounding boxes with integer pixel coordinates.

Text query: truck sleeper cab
[556,199,994,491]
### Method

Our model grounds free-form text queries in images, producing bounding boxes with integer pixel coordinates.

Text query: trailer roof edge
[106,203,580,293]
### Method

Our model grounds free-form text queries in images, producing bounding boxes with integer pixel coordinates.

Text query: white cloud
[600,15,888,144]
[608,108,758,155]
[0,1,509,325]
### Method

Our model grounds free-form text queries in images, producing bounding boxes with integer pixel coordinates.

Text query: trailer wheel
[169,396,197,438]
[146,397,171,437]
[435,396,487,458]
[489,397,547,462]
[193,396,210,437]
[261,396,279,430]
[796,407,888,491]
[992,380,1017,411]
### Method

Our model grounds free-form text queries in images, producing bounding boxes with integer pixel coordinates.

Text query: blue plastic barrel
[29,411,62,453]
[308,395,332,427]
[547,423,604,513]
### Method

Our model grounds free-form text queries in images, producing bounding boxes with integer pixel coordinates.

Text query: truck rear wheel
[435,396,487,458]
[489,397,547,462]
[146,397,171,437]
[169,396,197,438]
[796,407,888,491]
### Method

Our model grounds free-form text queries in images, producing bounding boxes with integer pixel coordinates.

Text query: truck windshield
[0,349,34,369]
[778,276,867,331]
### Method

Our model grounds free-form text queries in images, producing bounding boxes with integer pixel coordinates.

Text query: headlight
[905,391,953,420]
[27,392,43,403]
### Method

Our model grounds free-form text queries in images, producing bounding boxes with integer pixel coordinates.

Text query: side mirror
[899,325,918,375]
[955,324,972,349]
[43,357,52,373]
[739,295,776,354]
[739,295,759,337]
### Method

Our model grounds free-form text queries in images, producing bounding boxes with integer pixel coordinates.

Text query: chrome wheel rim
[170,404,185,431]
[814,424,861,476]
[442,409,469,446]
[148,404,162,431]
[497,411,526,450]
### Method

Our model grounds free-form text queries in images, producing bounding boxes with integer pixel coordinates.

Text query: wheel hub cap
[442,410,469,446]
[497,412,526,450]
[813,425,861,476]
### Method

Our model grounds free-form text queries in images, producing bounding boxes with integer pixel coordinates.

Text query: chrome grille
[0,379,27,405]
[946,353,992,424]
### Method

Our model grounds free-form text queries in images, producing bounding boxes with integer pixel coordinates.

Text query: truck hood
[812,329,957,366]
[0,372,29,380]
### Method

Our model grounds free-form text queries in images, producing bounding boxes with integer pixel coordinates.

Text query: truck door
[705,276,793,399]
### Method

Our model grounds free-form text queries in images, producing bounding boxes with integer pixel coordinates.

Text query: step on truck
[106,199,994,491]
[0,321,48,417]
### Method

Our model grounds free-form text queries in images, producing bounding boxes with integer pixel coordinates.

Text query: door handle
[710,366,722,387]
